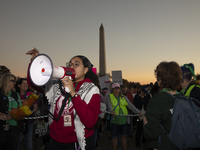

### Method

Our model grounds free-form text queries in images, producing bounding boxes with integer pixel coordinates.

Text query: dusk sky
[1,0,200,85]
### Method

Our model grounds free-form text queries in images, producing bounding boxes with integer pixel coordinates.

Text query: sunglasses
[10,80,16,83]
[113,87,120,89]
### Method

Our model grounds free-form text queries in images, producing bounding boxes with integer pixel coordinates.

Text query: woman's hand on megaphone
[26,47,39,61]
[62,77,75,96]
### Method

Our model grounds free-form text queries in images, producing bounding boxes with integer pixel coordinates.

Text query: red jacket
[27,64,100,143]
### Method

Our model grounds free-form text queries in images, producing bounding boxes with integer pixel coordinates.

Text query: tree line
[1,65,200,88]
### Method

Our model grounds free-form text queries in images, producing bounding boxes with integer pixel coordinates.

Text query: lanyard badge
[64,115,72,126]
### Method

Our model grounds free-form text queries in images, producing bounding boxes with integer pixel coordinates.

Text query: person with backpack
[143,61,182,150]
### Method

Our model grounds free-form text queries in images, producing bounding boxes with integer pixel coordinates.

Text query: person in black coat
[180,63,200,106]
[134,85,148,148]
[0,73,22,150]
[143,61,182,150]
[180,63,200,150]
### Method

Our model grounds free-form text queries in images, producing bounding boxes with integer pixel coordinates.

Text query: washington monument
[99,24,106,77]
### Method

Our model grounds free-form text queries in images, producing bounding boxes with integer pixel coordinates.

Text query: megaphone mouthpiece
[41,68,45,73]
[41,67,52,76]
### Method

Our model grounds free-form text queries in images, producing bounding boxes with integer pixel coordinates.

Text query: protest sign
[112,71,123,85]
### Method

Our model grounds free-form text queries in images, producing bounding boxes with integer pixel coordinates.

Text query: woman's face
[112,87,120,95]
[69,57,88,82]
[18,80,28,93]
[129,87,134,94]
[9,77,16,91]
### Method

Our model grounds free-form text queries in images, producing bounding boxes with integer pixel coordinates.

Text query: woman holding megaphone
[26,48,100,150]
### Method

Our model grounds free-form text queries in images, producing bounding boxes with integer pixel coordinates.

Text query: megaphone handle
[61,76,72,93]
[65,87,70,93]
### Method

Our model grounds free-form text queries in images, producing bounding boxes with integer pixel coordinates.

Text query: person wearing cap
[180,63,200,150]
[105,82,142,150]
[102,88,108,96]
[143,61,182,150]
[180,63,200,107]
[133,85,148,148]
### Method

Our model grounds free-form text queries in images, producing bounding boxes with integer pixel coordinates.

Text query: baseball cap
[112,83,120,89]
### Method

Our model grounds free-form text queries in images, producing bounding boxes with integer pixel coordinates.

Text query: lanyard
[68,82,79,107]
[160,88,179,94]
[113,96,120,111]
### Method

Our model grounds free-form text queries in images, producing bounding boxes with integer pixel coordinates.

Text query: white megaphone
[29,54,76,93]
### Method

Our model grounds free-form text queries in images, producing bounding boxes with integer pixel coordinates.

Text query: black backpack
[161,93,200,150]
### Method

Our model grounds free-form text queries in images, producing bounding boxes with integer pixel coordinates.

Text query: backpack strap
[158,92,176,147]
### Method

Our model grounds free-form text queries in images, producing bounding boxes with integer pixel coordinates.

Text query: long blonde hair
[0,73,16,95]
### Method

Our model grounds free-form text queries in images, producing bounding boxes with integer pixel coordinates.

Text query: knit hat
[141,85,148,94]
[181,63,196,80]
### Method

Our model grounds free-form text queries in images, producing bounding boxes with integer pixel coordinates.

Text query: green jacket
[143,92,180,150]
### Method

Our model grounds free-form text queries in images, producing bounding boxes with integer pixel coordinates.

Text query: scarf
[45,80,98,150]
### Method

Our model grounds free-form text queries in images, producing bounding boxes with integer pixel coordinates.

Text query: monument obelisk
[99,24,106,77]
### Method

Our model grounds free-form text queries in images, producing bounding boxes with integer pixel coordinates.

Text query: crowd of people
[0,48,200,150]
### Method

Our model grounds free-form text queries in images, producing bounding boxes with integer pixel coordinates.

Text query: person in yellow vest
[105,82,142,150]
[180,63,200,107]
[180,63,200,150]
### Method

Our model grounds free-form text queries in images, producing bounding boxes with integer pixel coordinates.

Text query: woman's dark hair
[17,78,27,85]
[73,55,100,87]
[151,81,161,95]
[16,78,27,93]
[155,61,182,90]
